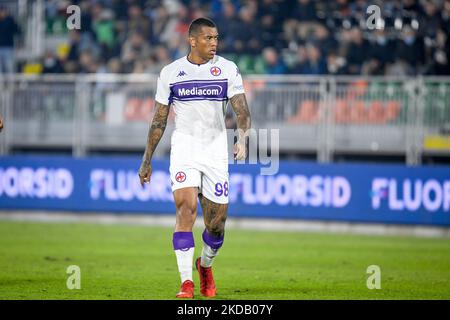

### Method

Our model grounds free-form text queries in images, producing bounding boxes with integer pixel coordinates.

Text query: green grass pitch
[0,220,449,300]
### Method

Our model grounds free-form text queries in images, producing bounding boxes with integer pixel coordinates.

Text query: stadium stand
[0,0,449,77]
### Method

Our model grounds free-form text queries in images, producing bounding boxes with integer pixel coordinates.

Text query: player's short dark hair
[188,18,216,37]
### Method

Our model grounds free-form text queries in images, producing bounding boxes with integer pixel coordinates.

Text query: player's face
[192,26,219,60]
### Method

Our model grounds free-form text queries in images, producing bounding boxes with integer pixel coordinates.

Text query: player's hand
[234,140,246,160]
[138,160,152,187]
[0,115,3,132]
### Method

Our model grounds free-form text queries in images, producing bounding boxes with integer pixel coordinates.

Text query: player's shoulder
[214,55,238,69]
[159,56,187,79]
[213,55,241,79]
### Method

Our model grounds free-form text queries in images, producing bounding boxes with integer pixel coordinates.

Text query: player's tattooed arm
[138,102,169,186]
[230,93,251,160]
[143,102,170,161]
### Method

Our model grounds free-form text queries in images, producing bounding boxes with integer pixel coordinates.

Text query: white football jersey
[155,55,245,170]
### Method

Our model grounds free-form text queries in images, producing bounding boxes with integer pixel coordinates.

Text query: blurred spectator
[327,51,347,75]
[107,57,123,73]
[126,4,152,42]
[361,58,384,75]
[425,28,450,75]
[0,5,20,73]
[368,29,395,72]
[121,31,151,72]
[42,51,64,74]
[395,26,425,72]
[79,50,97,73]
[258,0,284,49]
[233,5,261,54]
[441,0,450,36]
[151,45,172,72]
[402,0,423,16]
[420,0,441,39]
[262,47,287,74]
[312,24,338,57]
[91,5,118,61]
[63,60,80,73]
[216,1,241,53]
[151,4,175,45]
[290,0,318,22]
[344,28,370,74]
[78,0,93,35]
[292,43,327,74]
[66,30,101,63]
[66,30,82,62]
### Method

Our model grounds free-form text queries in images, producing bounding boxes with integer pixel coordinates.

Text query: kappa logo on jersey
[210,66,221,76]
[175,171,186,183]
[177,70,187,77]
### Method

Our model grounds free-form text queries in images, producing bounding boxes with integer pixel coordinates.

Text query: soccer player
[138,17,251,298]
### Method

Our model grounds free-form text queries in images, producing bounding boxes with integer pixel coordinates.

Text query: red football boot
[196,257,216,297]
[176,280,194,298]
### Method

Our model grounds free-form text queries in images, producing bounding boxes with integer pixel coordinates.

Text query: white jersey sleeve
[227,62,245,99]
[155,66,171,106]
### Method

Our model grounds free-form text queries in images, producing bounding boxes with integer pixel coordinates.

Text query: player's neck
[187,52,209,65]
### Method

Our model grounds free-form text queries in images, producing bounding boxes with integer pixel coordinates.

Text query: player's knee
[206,221,225,237]
[177,200,197,221]
[206,216,226,238]
[203,228,224,249]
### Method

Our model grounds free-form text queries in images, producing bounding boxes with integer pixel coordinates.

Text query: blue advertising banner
[0,156,449,226]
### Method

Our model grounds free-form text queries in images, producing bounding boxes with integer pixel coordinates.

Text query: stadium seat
[349,100,367,124]
[141,98,155,121]
[334,99,350,123]
[287,100,319,124]
[124,97,157,122]
[384,101,401,123]
[367,101,386,124]
[124,98,142,121]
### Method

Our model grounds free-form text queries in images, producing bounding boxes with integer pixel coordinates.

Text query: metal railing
[1,74,449,165]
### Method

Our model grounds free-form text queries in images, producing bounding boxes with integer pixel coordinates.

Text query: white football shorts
[169,164,229,204]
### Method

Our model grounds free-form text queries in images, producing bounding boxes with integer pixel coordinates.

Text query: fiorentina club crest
[210,66,221,76]
[175,171,186,183]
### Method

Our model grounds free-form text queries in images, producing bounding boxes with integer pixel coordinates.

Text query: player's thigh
[170,166,201,214]
[173,187,199,211]
[199,167,229,232]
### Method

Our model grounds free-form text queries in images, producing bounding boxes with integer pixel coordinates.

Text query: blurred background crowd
[1,0,450,76]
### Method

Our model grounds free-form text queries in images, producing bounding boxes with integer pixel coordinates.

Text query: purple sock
[173,232,195,251]
[202,229,224,250]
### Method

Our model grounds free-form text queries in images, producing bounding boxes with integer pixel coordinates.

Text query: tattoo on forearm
[143,102,169,161]
[230,93,251,139]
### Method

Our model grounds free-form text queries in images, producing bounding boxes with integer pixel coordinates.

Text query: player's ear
[189,35,196,48]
